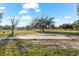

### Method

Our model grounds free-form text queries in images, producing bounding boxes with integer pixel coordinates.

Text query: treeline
[28,15,79,31]
[0,15,79,32]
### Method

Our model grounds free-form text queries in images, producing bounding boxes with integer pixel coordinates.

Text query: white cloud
[64,16,72,19]
[7,16,10,19]
[15,16,20,19]
[0,7,6,13]
[21,15,32,20]
[23,3,39,9]
[7,16,19,19]
[19,3,41,14]
[72,16,79,20]
[55,19,61,21]
[0,11,2,13]
[19,10,28,14]
[35,9,41,12]
[0,7,5,10]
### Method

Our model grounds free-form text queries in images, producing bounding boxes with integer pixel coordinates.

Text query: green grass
[36,29,79,36]
[0,39,79,56]
[0,29,79,56]
[27,48,79,56]
[0,30,35,36]
[0,29,79,36]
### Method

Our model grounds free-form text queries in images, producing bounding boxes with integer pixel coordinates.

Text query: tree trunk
[42,28,44,32]
[11,26,14,36]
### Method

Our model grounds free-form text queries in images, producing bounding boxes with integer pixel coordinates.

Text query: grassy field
[0,29,79,56]
[0,29,79,36]
[0,30,35,36]
[0,39,79,56]
[36,29,79,36]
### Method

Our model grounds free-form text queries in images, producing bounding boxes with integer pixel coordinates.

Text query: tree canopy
[31,15,55,32]
[0,12,3,23]
[72,20,79,30]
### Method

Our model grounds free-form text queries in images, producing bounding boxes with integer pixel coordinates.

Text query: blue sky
[0,3,78,27]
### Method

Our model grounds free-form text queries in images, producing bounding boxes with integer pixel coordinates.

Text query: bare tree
[10,17,19,36]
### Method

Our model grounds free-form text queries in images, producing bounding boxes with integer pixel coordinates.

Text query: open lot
[0,29,79,40]
[0,29,79,56]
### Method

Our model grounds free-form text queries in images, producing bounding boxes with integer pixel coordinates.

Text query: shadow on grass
[14,39,28,56]
[0,34,27,55]
[0,34,14,47]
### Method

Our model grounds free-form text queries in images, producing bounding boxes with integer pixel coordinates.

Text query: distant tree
[32,15,55,32]
[51,25,56,29]
[0,25,3,29]
[17,27,25,30]
[2,25,11,30]
[74,4,79,30]
[0,12,3,30]
[26,25,31,30]
[72,20,79,30]
[9,17,19,36]
[0,12,3,22]
[59,23,73,30]
[77,4,79,16]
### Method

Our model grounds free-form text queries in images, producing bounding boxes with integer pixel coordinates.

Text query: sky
[0,3,78,27]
